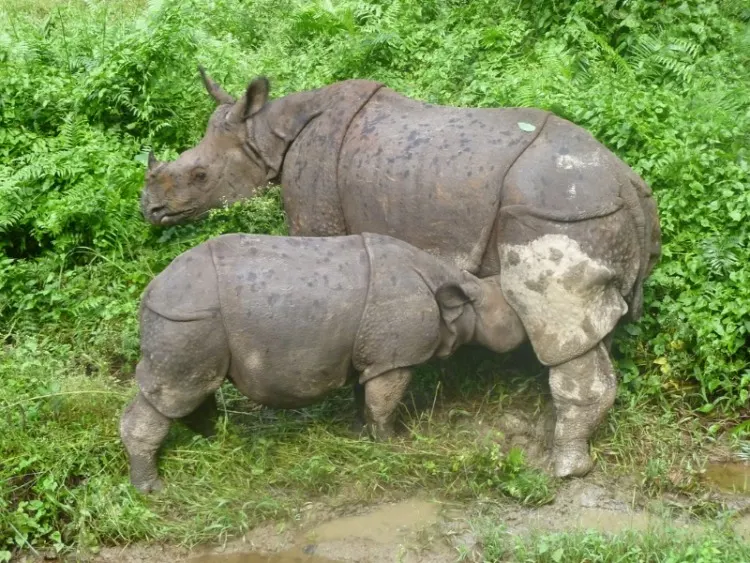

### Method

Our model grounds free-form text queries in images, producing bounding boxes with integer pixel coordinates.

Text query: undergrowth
[1,0,749,556]
[485,528,750,562]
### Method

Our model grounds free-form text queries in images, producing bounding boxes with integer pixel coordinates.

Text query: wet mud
[85,473,750,563]
[704,462,750,494]
[187,549,339,563]
[21,408,750,563]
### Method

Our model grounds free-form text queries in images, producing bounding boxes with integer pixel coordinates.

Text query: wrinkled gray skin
[139,69,662,478]
[120,233,526,492]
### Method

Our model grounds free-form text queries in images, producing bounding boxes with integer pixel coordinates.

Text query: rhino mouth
[158,208,197,225]
[145,207,198,226]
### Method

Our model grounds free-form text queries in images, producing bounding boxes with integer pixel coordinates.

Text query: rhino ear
[434,282,475,358]
[227,76,270,123]
[436,283,471,310]
[242,76,270,119]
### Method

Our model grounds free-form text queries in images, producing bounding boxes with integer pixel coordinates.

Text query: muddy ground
[73,469,750,563]
[22,444,746,563]
[15,392,750,563]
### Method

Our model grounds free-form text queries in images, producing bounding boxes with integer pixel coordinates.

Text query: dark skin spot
[524,278,547,293]
[562,262,588,291]
[507,250,520,266]
[549,248,563,263]
[560,377,576,393]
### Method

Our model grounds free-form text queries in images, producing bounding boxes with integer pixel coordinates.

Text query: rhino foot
[133,474,164,494]
[120,391,172,494]
[127,453,165,494]
[553,442,593,478]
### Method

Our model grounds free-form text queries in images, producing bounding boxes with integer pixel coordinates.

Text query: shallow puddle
[574,507,655,533]
[704,462,750,494]
[186,499,440,563]
[187,548,340,563]
[306,498,440,543]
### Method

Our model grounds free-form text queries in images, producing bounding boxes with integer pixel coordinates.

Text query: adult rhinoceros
[140,69,661,478]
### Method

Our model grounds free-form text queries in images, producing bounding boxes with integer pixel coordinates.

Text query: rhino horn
[198,66,236,105]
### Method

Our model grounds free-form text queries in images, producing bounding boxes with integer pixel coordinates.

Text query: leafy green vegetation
[1,0,749,558]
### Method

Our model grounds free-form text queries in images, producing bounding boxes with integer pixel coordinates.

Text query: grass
[1,343,557,557]
[490,529,750,562]
[2,335,743,560]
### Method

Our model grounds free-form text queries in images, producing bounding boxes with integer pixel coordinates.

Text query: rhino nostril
[148,204,166,216]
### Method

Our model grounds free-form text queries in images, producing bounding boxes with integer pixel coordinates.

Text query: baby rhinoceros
[120,233,525,492]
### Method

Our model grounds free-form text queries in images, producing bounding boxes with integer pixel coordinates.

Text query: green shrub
[2,0,748,408]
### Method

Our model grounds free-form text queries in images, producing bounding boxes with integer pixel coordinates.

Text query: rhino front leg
[549,342,617,477]
[364,368,412,439]
[350,381,366,435]
[120,390,171,493]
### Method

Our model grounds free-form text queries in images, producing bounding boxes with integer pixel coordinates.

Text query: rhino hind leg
[121,307,230,492]
[549,342,616,477]
[120,389,171,493]
[364,368,412,439]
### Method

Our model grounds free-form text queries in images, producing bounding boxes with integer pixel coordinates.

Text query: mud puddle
[187,549,340,562]
[305,498,439,544]
[704,462,750,494]
[24,477,750,563]
[176,498,452,563]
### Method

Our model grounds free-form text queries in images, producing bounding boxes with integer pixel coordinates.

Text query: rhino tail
[619,173,661,321]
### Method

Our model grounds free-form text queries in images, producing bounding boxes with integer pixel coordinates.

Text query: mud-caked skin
[120,233,526,493]
[139,69,662,478]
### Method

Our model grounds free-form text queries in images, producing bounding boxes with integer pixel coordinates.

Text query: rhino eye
[192,169,207,182]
